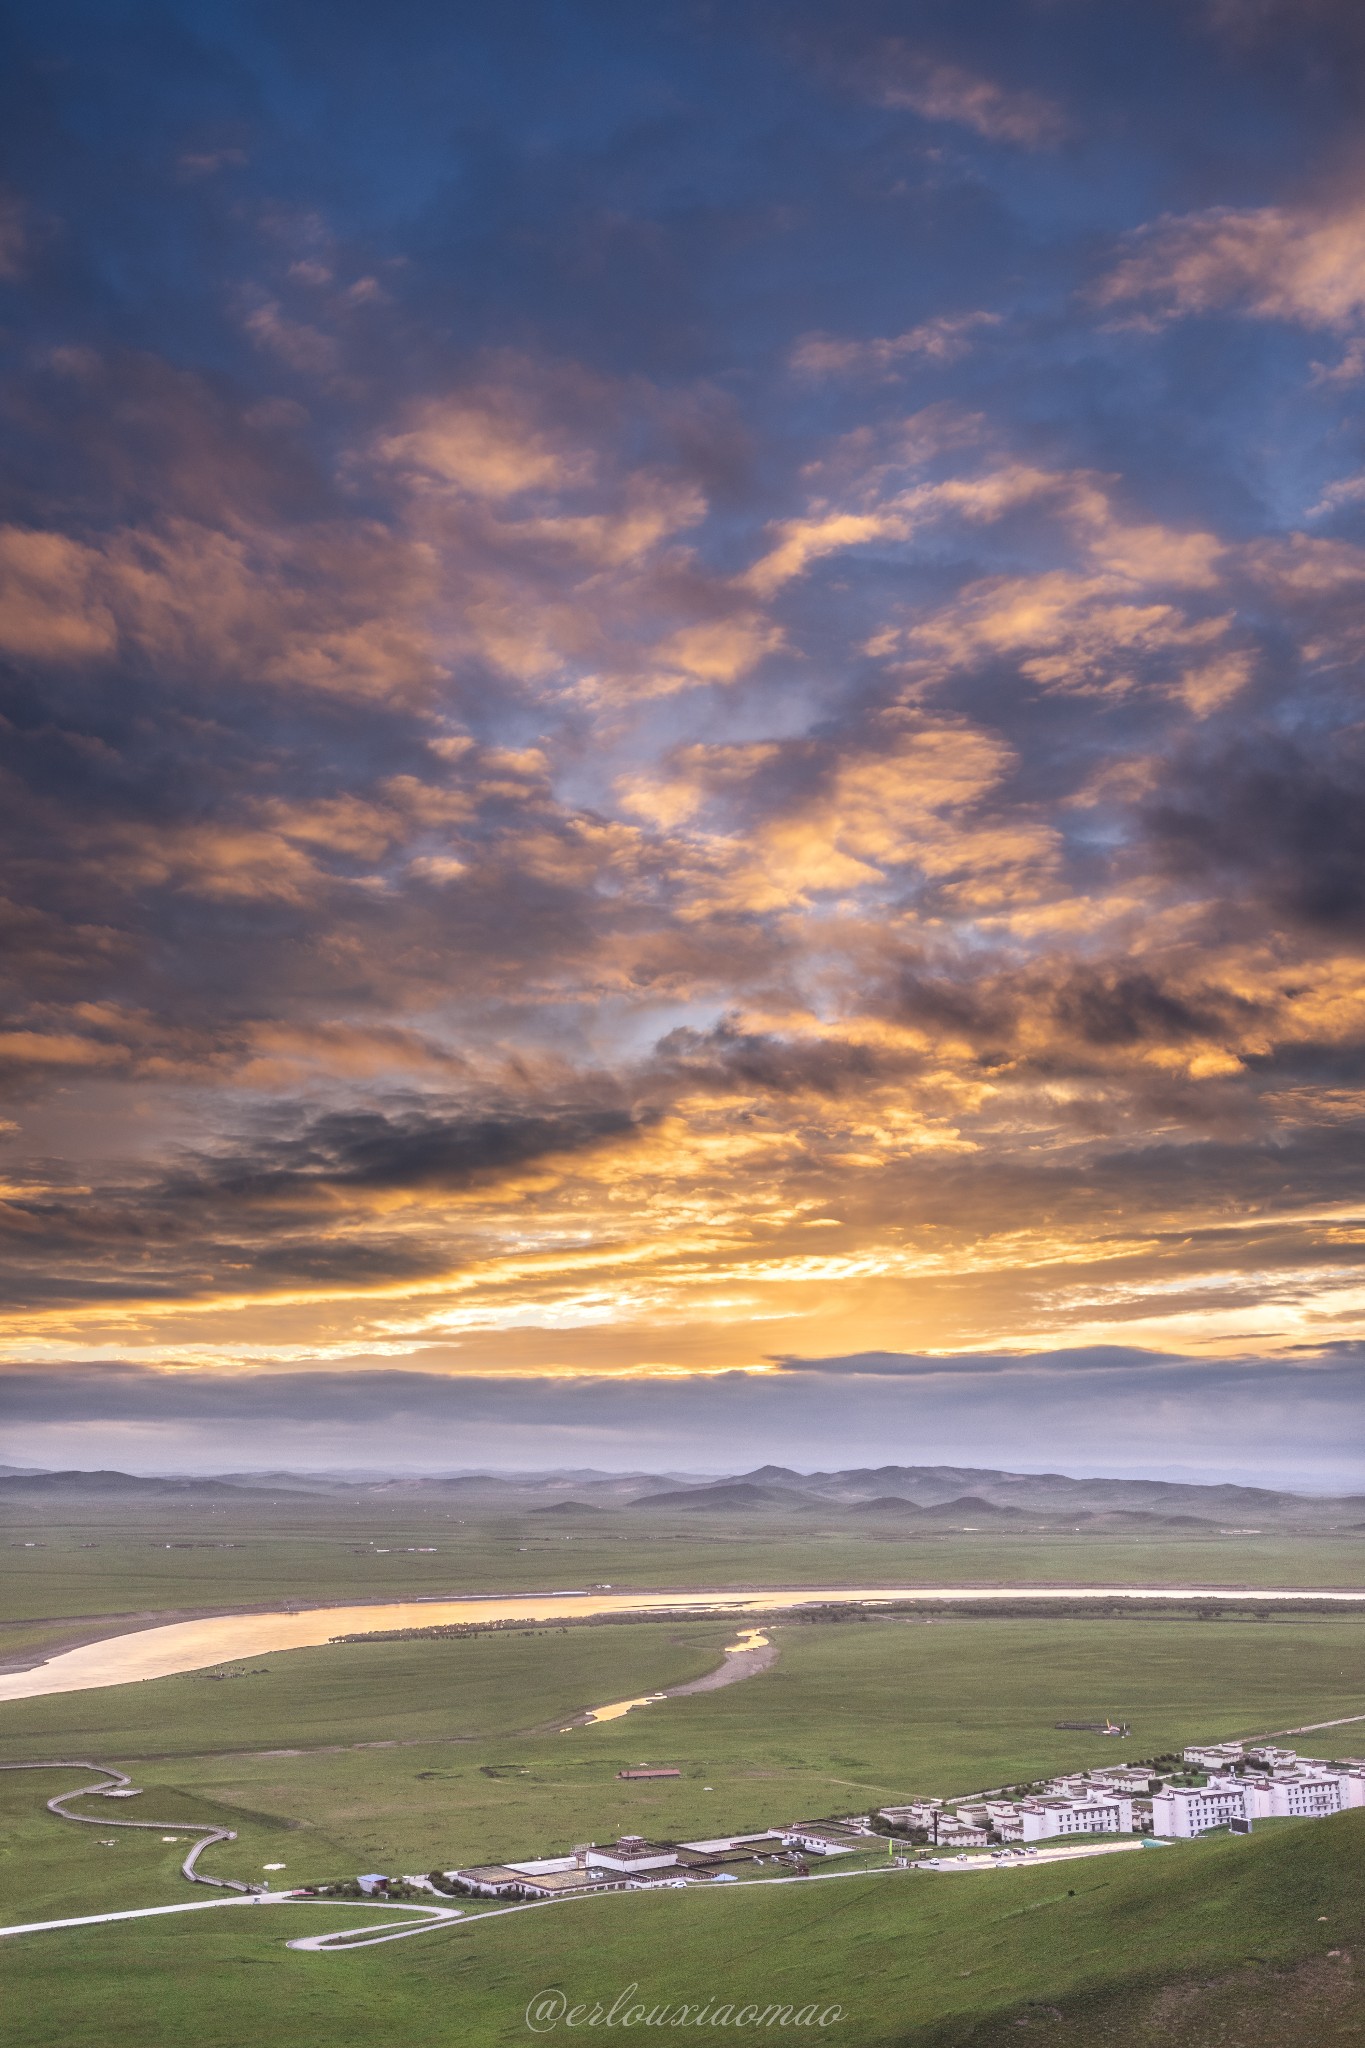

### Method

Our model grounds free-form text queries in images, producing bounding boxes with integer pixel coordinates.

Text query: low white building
[1079,1767,1159,1794]
[782,1823,863,1857]
[453,1857,627,1897]
[935,1823,992,1848]
[1242,1746,1300,1771]
[1183,1743,1246,1772]
[981,1802,1027,1842]
[1018,1794,1133,1841]
[679,1833,780,1854]
[877,1803,940,1835]
[585,1835,680,1874]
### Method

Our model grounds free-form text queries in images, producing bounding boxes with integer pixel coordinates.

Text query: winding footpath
[0,1759,469,1951]
[0,1759,249,1892]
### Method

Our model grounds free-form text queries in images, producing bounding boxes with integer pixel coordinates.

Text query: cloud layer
[0,0,1363,1475]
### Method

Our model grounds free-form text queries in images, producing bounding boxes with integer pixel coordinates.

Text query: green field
[2,1495,1363,1640]
[2,1500,1363,2044]
[4,1612,1365,1898]
[1,1812,1361,2048]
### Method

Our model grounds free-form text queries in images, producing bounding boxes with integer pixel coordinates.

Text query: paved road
[0,1896,269,1939]
[917,1839,1170,1872]
[0,1838,1202,1957]
[0,1894,463,1944]
[1266,1710,1365,1737]
[288,1842,1191,1951]
[284,1903,467,1950]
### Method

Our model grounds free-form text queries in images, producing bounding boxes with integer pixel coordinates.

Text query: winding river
[3,1583,1364,1703]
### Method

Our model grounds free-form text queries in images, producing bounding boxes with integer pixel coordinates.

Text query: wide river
[3,1583,1363,1703]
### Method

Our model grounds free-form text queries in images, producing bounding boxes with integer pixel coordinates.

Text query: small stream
[574,1627,771,1726]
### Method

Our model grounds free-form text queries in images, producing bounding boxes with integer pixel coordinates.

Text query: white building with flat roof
[1152,1784,1247,1836]
[1078,1767,1158,1793]
[1240,1773,1343,1820]
[877,1803,940,1834]
[1019,1794,1133,1841]
[454,1857,629,1897]
[1183,1743,1245,1772]
[1156,1764,1364,1836]
[585,1835,680,1874]
[781,1824,863,1857]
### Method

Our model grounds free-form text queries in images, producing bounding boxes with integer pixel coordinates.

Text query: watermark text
[525,1984,846,2030]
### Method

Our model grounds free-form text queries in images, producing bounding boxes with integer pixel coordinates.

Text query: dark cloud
[1147,735,1365,932]
[0,1099,646,1309]
[179,1103,644,1203]
[1050,972,1249,1050]
[653,1020,906,1098]
[772,1346,1193,1377]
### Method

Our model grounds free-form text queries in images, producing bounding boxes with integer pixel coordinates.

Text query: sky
[1,0,1364,1482]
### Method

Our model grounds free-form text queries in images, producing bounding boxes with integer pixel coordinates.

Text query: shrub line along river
[2,1584,1364,1702]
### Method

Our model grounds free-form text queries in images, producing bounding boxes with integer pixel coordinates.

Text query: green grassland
[1,1497,1363,1649]
[3,1613,1365,1905]
[0,1810,1361,2048]
[2,1504,1363,2043]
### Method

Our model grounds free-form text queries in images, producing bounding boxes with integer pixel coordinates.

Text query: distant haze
[1,1349,1360,1491]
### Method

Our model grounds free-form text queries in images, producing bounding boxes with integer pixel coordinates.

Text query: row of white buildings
[388,1738,1364,1899]
[1151,1747,1365,1837]
[450,1824,871,1897]
[879,1745,1365,1844]
[880,1790,1136,1844]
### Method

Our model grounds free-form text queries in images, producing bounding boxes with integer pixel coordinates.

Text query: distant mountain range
[0,1461,1360,1523]
[0,1469,311,1496]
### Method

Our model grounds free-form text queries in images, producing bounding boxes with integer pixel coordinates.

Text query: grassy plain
[2,1494,1363,1638]
[2,1501,1362,2044]
[0,1811,1361,2048]
[3,1613,1365,1903]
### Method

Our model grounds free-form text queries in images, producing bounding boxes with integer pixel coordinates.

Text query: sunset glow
[2,2,1364,1479]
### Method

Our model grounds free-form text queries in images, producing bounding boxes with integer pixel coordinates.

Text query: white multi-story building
[1341,1769,1365,1807]
[1156,1762,1364,1836]
[1018,1794,1133,1841]
[1239,1773,1343,1820]
[1151,1783,1248,1836]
